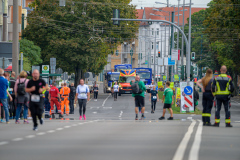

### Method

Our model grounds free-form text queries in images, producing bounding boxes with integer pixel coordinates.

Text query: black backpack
[131,82,142,94]
[17,79,26,95]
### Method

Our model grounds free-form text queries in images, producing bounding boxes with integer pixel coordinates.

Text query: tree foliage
[23,0,138,84]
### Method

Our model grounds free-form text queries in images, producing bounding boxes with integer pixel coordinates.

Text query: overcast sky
[129,0,212,8]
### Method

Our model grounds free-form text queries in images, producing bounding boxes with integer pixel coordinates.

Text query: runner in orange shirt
[60,83,70,115]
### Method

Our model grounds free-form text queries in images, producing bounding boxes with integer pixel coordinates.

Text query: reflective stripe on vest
[215,74,231,95]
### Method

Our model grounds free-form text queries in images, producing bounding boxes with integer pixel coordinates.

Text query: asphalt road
[0,93,239,160]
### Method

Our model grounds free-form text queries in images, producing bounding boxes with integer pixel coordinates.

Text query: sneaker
[59,114,64,119]
[28,117,32,120]
[226,123,233,127]
[159,116,165,120]
[6,121,10,124]
[167,117,173,120]
[79,116,82,120]
[151,111,153,114]
[83,115,86,120]
[135,116,138,120]
[24,120,29,124]
[33,126,38,131]
[205,122,212,126]
[141,115,145,120]
[212,123,219,127]
[1,119,6,123]
[40,118,44,125]
[15,120,20,124]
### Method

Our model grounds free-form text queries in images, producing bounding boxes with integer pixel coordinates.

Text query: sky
[129,0,212,9]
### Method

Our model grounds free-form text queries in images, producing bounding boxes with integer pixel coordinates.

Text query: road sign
[50,66,56,74]
[184,86,193,95]
[32,66,40,73]
[61,72,68,81]
[50,58,56,66]
[84,72,90,78]
[158,58,163,65]
[0,57,10,69]
[171,49,180,61]
[56,68,63,74]
[168,58,175,65]
[42,65,49,74]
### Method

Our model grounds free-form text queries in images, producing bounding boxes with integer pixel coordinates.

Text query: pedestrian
[49,82,63,119]
[9,71,16,119]
[149,86,159,114]
[159,81,174,120]
[69,83,76,114]
[26,69,46,131]
[60,83,70,115]
[0,69,11,123]
[193,87,199,111]
[131,75,146,120]
[113,81,119,101]
[196,69,214,126]
[93,81,99,101]
[212,65,235,127]
[44,84,51,118]
[14,71,29,124]
[75,79,90,120]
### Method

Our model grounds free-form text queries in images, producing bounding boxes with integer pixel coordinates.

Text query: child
[159,81,174,120]
[149,86,159,113]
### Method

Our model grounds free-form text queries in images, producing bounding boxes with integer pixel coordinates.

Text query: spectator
[69,83,76,114]
[9,72,16,119]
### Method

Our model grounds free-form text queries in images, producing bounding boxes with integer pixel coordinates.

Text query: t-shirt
[131,81,146,97]
[76,84,89,99]
[0,76,10,99]
[49,86,59,98]
[163,88,173,104]
[150,90,158,101]
[27,79,46,96]
[93,84,99,92]
[113,85,119,92]
[60,87,70,96]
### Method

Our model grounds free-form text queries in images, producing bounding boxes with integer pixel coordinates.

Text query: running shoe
[135,116,138,120]
[0,119,6,123]
[158,116,165,120]
[6,121,10,124]
[167,117,173,120]
[83,115,86,120]
[59,114,64,118]
[40,118,44,125]
[27,117,32,120]
[15,120,20,124]
[141,115,145,120]
[212,123,219,127]
[79,116,82,120]
[33,126,38,131]
[24,119,29,124]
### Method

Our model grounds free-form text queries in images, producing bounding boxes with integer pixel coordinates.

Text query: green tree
[19,39,42,71]
[23,0,138,85]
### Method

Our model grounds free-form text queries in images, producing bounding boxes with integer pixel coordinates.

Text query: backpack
[131,82,142,94]
[17,79,26,95]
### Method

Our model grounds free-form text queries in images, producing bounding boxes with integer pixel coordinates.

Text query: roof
[141,7,206,26]
[136,9,144,19]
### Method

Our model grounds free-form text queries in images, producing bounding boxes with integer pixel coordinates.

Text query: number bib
[79,93,86,99]
[152,96,157,100]
[31,94,40,102]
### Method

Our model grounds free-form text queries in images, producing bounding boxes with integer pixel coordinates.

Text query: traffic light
[158,51,161,57]
[113,9,120,26]
[191,52,195,60]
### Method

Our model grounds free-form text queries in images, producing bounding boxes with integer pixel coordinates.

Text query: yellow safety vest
[214,74,231,95]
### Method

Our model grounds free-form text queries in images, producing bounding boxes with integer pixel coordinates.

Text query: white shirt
[113,85,119,92]
[76,84,89,99]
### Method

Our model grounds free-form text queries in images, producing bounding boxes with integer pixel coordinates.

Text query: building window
[151,56,153,64]
[157,28,159,36]
[156,42,159,50]
[152,28,154,36]
[152,42,154,50]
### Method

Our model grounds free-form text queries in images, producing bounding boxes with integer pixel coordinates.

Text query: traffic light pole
[111,18,191,83]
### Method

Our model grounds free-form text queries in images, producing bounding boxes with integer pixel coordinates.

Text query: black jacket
[69,86,76,99]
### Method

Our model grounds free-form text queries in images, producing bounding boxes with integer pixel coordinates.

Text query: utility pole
[181,0,185,74]
[154,29,157,84]
[176,0,180,74]
[187,0,192,82]
[12,0,19,75]
[3,0,8,41]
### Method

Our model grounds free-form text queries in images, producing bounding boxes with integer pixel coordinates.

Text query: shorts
[135,95,145,108]
[163,103,172,109]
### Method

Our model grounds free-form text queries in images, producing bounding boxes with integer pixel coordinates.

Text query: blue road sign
[184,86,193,95]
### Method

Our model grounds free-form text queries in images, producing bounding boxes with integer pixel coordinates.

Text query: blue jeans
[0,98,9,122]
[16,103,28,120]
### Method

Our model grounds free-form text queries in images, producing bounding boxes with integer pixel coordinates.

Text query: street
[0,93,240,160]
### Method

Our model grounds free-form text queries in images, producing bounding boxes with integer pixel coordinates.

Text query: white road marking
[12,138,23,141]
[102,95,111,106]
[103,107,112,109]
[187,117,193,120]
[36,132,46,136]
[92,112,97,114]
[56,128,63,131]
[90,107,99,109]
[47,130,55,133]
[172,120,196,160]
[87,98,93,104]
[64,125,71,128]
[78,123,83,125]
[25,135,36,138]
[0,141,9,145]
[189,120,203,160]
[72,124,78,126]
[235,121,240,123]
[119,111,123,118]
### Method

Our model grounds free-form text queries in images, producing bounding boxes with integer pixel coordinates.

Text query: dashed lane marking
[56,128,63,131]
[12,138,23,142]
[0,141,9,146]
[25,135,36,138]
[36,132,46,136]
[64,125,71,128]
[47,130,55,133]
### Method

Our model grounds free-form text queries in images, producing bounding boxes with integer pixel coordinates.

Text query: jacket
[212,74,234,96]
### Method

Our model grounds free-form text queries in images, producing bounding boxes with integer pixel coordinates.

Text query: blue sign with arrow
[184,86,193,95]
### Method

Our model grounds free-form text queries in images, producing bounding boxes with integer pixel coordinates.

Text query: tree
[23,0,138,85]
[19,39,42,71]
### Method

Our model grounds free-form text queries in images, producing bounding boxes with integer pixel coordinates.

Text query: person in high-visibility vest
[212,65,235,127]
[60,82,70,115]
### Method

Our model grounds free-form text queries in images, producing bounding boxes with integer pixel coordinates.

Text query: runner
[113,81,119,101]
[159,81,174,120]
[93,81,99,101]
[26,69,46,131]
[149,86,159,114]
[14,71,29,124]
[75,79,90,120]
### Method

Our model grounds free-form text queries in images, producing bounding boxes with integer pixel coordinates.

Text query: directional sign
[50,58,56,66]
[42,65,49,74]
[184,86,193,95]
[56,68,63,74]
[61,72,68,81]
